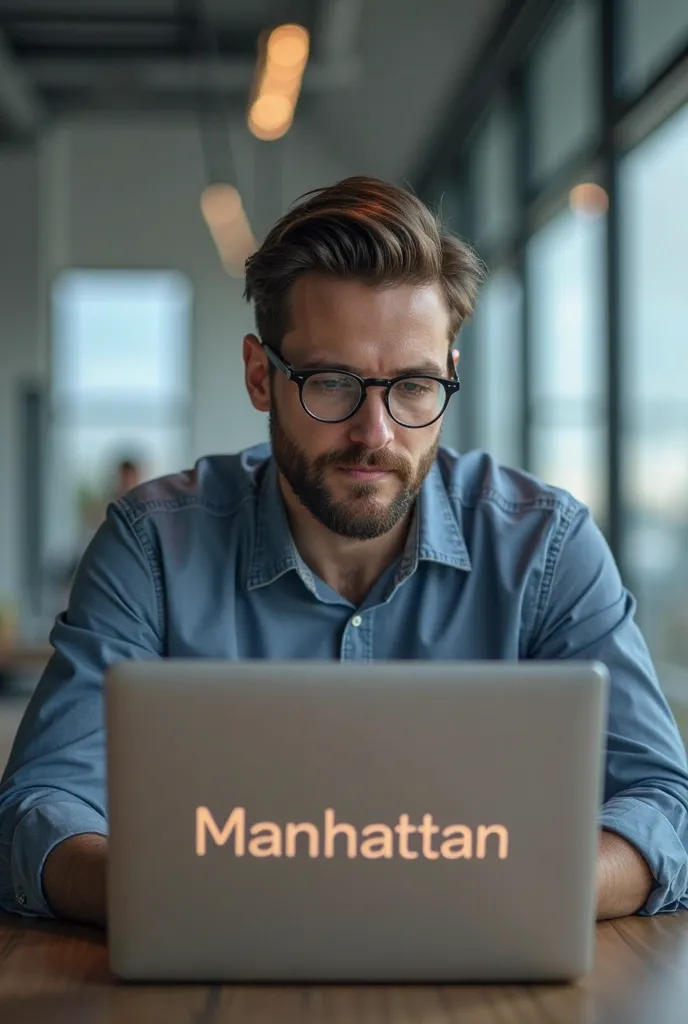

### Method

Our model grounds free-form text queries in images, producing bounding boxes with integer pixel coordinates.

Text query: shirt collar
[398,457,472,580]
[247,454,471,592]
[247,458,316,592]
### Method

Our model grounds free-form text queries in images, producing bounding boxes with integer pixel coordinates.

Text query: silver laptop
[105,659,608,983]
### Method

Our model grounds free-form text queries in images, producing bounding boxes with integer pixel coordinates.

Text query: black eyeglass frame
[261,341,461,428]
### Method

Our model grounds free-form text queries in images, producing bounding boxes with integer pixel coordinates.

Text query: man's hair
[244,175,485,352]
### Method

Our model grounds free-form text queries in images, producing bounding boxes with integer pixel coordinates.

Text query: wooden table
[2,911,688,1023]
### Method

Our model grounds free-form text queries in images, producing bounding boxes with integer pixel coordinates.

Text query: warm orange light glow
[569,182,609,218]
[200,184,257,277]
[248,109,294,142]
[200,183,243,225]
[260,61,303,97]
[247,23,309,141]
[249,93,293,133]
[266,24,309,70]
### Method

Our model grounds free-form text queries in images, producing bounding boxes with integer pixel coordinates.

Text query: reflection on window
[46,269,193,570]
[526,203,608,526]
[529,0,600,184]
[618,0,688,96]
[474,268,523,467]
[620,101,688,690]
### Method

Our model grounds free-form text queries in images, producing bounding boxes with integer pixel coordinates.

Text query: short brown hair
[244,175,484,351]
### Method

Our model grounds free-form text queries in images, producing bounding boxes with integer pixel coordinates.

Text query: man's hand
[42,833,108,927]
[596,827,654,920]
[38,826,652,927]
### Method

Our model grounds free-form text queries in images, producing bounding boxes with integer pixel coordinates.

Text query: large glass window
[473,267,523,467]
[526,202,608,527]
[471,96,519,250]
[618,0,688,97]
[529,0,600,184]
[46,269,193,572]
[620,102,688,692]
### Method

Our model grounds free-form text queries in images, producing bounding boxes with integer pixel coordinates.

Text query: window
[529,0,600,184]
[473,268,523,467]
[618,0,688,96]
[620,102,688,691]
[471,96,519,250]
[46,269,193,568]
[526,203,608,526]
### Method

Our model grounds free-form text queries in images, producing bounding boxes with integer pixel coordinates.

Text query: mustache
[317,446,412,475]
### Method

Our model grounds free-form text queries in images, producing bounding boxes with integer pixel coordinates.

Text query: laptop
[105,658,608,983]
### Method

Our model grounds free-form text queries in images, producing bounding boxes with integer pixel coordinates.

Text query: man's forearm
[596,827,654,920]
[42,833,108,927]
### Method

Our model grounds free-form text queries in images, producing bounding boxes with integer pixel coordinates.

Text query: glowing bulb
[247,23,308,140]
[248,94,295,139]
[569,183,609,218]
[250,93,293,132]
[200,185,257,277]
[266,24,309,69]
[200,184,243,226]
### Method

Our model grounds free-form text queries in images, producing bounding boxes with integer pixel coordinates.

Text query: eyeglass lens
[301,372,446,426]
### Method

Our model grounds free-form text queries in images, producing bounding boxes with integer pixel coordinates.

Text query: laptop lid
[105,659,608,983]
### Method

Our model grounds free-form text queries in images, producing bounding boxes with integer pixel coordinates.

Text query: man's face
[253,275,454,540]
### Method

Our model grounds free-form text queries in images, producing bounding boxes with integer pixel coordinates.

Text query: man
[1,176,687,928]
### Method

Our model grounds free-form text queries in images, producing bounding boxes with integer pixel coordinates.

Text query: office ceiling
[0,0,332,122]
[0,0,505,180]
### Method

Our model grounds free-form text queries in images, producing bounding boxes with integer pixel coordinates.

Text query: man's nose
[346,388,395,449]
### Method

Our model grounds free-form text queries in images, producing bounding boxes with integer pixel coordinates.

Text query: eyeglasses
[262,342,461,428]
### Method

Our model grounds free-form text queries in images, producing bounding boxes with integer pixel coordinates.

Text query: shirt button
[351,615,363,627]
[17,892,27,906]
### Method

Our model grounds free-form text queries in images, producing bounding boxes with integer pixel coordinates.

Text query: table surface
[2,911,688,1023]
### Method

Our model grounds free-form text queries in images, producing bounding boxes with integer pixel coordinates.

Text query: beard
[269,403,439,541]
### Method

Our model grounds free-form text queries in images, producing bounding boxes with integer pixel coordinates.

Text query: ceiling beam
[0,31,43,136]
[23,56,358,94]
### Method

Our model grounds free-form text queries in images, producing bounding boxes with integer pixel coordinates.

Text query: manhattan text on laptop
[106,658,608,983]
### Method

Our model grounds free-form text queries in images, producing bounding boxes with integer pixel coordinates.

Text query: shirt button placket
[341,612,365,659]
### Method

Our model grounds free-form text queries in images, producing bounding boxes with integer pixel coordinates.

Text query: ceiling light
[266,24,309,69]
[569,183,609,218]
[247,23,309,141]
[200,184,257,277]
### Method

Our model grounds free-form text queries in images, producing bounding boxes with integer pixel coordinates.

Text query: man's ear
[243,334,271,413]
[452,348,460,370]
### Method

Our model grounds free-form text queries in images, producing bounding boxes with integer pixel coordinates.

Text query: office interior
[1,0,688,770]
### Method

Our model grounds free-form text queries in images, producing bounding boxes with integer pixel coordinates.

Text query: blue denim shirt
[2,444,688,918]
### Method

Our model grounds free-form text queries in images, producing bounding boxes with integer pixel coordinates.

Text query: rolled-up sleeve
[529,505,688,915]
[0,500,163,918]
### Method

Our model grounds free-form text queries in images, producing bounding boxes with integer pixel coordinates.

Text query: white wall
[55,114,351,460]
[0,148,40,604]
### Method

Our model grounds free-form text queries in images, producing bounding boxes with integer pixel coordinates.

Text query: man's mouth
[336,465,390,481]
